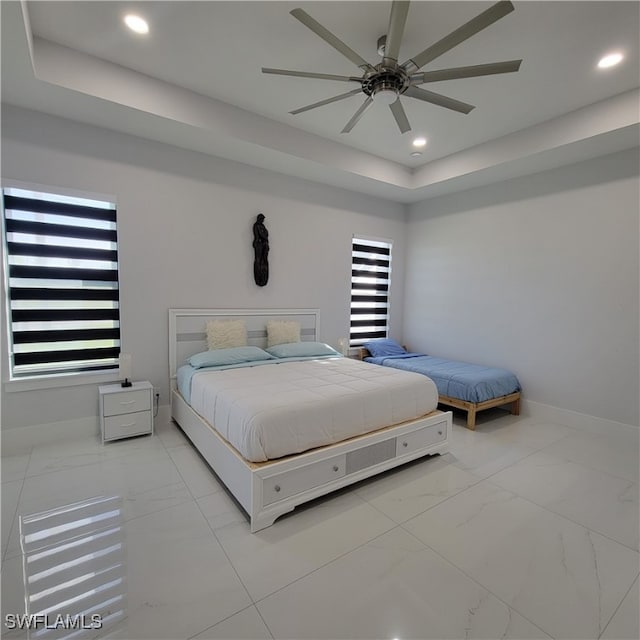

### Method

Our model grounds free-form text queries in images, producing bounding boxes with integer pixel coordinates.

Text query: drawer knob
[274,485,281,492]
[402,441,408,448]
[120,422,136,428]
[120,400,136,405]
[333,465,339,472]
[438,430,443,435]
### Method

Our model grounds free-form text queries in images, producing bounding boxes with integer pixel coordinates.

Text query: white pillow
[266,320,301,347]
[206,319,247,350]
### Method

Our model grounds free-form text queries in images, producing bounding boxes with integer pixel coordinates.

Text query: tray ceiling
[2,1,639,202]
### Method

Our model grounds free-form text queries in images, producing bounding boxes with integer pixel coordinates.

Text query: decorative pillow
[206,319,247,350]
[266,320,301,347]
[363,338,407,358]
[188,346,275,369]
[266,341,341,359]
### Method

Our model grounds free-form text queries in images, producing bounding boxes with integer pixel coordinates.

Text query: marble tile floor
[1,409,638,640]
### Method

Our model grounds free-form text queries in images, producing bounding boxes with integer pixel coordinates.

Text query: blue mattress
[364,354,520,403]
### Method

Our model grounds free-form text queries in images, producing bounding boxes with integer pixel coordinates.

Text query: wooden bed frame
[360,348,521,430]
[169,309,451,532]
[438,392,520,429]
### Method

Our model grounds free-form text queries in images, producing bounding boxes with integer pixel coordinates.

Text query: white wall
[4,105,637,432]
[405,148,639,427]
[1,106,407,430]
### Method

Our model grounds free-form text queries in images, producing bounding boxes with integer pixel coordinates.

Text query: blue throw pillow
[188,346,275,369]
[363,338,406,358]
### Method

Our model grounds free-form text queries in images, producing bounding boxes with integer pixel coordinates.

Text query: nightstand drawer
[104,411,152,440]
[103,389,151,417]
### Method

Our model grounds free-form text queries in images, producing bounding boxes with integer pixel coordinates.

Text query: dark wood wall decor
[252,213,269,286]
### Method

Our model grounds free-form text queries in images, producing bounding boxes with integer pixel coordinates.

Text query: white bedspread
[188,357,438,461]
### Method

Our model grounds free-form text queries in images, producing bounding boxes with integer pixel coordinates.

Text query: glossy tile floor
[2,410,638,639]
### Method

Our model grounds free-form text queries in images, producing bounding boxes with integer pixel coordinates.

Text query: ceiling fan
[262,0,522,134]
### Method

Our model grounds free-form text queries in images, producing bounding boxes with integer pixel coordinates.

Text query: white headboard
[168,308,320,382]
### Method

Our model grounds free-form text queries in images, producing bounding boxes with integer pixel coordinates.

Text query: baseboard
[1,416,100,455]
[156,403,171,425]
[1,404,173,455]
[521,399,639,439]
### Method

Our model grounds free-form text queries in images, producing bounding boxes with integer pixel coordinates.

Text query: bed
[169,309,451,532]
[361,339,521,430]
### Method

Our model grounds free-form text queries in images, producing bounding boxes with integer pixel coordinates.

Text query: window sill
[4,370,120,393]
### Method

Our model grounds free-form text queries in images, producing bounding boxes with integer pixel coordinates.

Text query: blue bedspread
[365,354,520,403]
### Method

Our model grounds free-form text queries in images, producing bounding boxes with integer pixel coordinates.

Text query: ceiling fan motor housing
[363,65,410,103]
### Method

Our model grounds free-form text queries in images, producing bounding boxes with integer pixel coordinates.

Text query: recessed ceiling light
[124,14,149,35]
[597,52,623,69]
[410,151,422,158]
[412,137,427,148]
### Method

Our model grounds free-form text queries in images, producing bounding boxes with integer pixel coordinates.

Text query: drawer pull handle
[120,422,136,428]
[438,430,443,435]
[333,465,339,472]
[402,441,408,448]
[120,400,136,406]
[274,485,281,492]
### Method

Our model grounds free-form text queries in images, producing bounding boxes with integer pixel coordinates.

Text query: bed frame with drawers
[169,309,451,532]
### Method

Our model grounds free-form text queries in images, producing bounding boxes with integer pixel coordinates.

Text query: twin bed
[169,309,451,532]
[361,340,521,429]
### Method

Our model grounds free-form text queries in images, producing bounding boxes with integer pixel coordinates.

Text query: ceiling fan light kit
[262,0,522,135]
[372,89,399,105]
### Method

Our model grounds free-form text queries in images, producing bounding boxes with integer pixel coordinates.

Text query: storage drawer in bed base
[259,419,448,509]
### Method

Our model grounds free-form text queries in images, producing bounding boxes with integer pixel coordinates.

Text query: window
[2,187,120,379]
[350,236,392,346]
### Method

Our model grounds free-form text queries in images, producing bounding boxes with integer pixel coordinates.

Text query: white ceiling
[2,1,639,202]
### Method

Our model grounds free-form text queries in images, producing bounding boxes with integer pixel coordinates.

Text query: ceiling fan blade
[389,99,411,133]
[411,59,522,84]
[383,1,410,64]
[262,68,363,83]
[402,0,515,73]
[289,89,363,115]
[404,86,475,114]
[290,8,375,72]
[341,97,374,133]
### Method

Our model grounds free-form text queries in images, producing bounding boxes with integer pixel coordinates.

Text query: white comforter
[188,357,438,462]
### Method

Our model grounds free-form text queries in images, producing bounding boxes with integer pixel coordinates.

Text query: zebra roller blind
[350,237,392,346]
[2,187,120,378]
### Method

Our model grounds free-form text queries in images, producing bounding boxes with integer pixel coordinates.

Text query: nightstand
[99,381,154,443]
